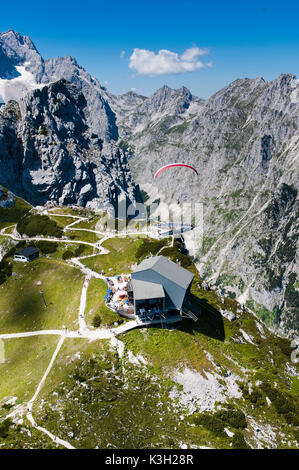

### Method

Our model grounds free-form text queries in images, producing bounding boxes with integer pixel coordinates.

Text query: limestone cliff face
[0,79,140,210]
[109,75,299,337]
[0,29,117,141]
[0,30,139,212]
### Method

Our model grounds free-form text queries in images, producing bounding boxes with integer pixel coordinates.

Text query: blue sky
[1,0,298,98]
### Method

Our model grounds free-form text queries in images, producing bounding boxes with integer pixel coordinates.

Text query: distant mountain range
[0,30,298,337]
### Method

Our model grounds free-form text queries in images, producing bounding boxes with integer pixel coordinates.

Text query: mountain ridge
[0,78,140,210]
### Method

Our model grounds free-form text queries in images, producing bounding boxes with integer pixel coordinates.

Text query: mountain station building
[128,256,194,323]
[14,246,39,262]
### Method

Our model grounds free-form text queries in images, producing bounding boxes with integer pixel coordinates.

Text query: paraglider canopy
[154,163,198,179]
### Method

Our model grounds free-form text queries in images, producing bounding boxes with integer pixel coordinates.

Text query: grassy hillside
[0,211,297,449]
[83,237,144,275]
[48,215,77,228]
[71,215,102,230]
[0,192,31,230]
[0,258,84,333]
[30,315,298,449]
[32,338,190,449]
[85,278,127,328]
[17,213,63,238]
[0,336,59,410]
[65,229,99,244]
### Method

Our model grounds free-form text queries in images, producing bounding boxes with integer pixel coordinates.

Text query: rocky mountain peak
[0,29,38,54]
[0,30,118,141]
[0,30,43,81]
[150,85,192,105]
[20,78,88,140]
[63,54,79,64]
[269,73,298,97]
[0,77,140,209]
[149,84,193,112]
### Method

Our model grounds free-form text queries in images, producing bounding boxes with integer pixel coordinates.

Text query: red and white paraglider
[154,163,198,179]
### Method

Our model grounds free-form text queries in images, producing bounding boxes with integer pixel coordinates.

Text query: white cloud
[129,46,210,77]
[120,50,126,59]
[181,46,209,61]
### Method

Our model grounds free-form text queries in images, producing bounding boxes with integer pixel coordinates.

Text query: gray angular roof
[133,256,193,289]
[15,246,39,257]
[131,279,165,301]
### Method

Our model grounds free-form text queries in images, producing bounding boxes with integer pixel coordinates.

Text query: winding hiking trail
[0,211,145,449]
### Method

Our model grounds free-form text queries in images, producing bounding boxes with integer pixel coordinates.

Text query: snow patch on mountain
[0,63,43,101]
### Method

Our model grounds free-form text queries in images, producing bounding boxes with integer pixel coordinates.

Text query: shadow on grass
[144,294,225,342]
[0,290,46,333]
[178,294,225,341]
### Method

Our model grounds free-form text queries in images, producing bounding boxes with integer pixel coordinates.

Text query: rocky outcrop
[44,55,118,141]
[0,30,117,141]
[0,30,44,80]
[0,29,140,211]
[0,79,140,210]
[0,185,15,208]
